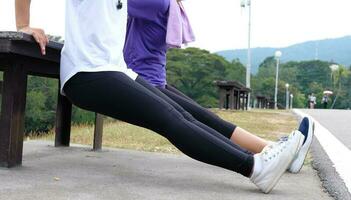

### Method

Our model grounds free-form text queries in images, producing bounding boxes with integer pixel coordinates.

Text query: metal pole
[286,86,289,109]
[274,58,280,109]
[246,0,252,109]
[290,95,293,109]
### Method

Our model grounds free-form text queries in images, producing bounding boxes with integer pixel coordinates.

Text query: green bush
[24,76,94,134]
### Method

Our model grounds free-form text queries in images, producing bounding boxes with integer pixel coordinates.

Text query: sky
[1,0,351,52]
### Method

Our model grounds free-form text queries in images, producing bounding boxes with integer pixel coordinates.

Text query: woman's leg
[159,85,268,153]
[231,127,269,153]
[135,77,253,155]
[64,72,305,193]
[64,72,254,177]
[161,85,236,138]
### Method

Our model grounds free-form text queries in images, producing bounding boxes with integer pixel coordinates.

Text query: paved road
[296,109,351,200]
[301,109,351,150]
[0,141,331,200]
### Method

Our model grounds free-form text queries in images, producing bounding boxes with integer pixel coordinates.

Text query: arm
[15,0,48,55]
[128,0,169,21]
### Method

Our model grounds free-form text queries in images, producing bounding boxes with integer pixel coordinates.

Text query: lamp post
[329,64,339,84]
[329,64,339,72]
[274,50,282,109]
[329,64,339,109]
[285,83,289,109]
[290,94,294,109]
[241,0,252,108]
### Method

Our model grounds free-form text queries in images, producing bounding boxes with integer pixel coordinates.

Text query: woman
[124,0,314,174]
[16,0,304,194]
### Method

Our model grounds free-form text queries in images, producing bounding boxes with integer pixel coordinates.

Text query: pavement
[295,109,351,200]
[0,140,331,200]
[300,109,351,149]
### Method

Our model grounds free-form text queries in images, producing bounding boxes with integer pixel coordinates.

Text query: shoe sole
[289,117,315,173]
[263,132,304,193]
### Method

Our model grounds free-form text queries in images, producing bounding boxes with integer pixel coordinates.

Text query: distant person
[308,93,317,109]
[321,95,329,109]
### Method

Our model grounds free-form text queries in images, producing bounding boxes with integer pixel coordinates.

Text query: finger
[33,33,46,55]
[39,32,49,53]
[37,33,47,55]
[39,29,49,44]
[43,34,49,46]
[32,32,41,44]
[39,39,46,55]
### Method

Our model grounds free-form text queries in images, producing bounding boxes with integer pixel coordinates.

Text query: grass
[212,109,299,141]
[31,109,312,165]
[31,109,300,155]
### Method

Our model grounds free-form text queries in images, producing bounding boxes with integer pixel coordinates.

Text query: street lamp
[329,64,339,72]
[329,64,339,85]
[330,64,339,82]
[290,94,294,109]
[285,83,289,109]
[274,50,282,109]
[241,0,252,108]
[329,64,339,109]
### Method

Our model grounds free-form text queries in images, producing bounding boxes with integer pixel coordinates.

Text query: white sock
[250,154,262,179]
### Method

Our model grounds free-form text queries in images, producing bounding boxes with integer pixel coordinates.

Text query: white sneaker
[250,130,304,193]
[288,117,314,173]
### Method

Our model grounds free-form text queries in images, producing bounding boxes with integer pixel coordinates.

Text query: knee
[181,111,197,122]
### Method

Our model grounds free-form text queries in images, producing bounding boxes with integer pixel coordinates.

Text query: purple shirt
[124,0,170,87]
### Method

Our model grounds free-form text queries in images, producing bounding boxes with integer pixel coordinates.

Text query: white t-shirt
[60,0,138,95]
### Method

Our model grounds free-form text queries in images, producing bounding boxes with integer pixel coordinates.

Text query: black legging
[158,85,236,139]
[63,71,253,177]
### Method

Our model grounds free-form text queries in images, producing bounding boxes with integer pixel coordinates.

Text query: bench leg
[0,63,27,167]
[93,113,103,151]
[55,85,72,147]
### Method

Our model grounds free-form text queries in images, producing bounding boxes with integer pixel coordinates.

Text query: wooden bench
[215,80,251,110]
[0,31,103,168]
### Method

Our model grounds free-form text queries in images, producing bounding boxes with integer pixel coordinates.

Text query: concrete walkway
[0,140,331,200]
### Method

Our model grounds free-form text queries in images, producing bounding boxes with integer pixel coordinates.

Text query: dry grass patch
[213,109,299,141]
[34,109,299,155]
[35,121,179,154]
[32,109,312,165]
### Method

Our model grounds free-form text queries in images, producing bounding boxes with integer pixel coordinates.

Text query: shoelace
[279,136,289,142]
[262,140,288,162]
[261,131,298,162]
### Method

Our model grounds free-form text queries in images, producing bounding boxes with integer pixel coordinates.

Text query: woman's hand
[18,26,49,55]
[15,0,47,55]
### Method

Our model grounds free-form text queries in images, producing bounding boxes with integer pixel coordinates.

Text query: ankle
[250,154,262,179]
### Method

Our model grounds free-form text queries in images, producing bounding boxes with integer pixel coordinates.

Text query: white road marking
[294,109,351,194]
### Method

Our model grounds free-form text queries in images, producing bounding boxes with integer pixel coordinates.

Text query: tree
[225,59,246,83]
[330,65,350,108]
[253,59,351,108]
[167,47,244,107]
[24,76,95,134]
[25,76,57,133]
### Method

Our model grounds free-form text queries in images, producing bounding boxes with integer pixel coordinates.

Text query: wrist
[16,24,29,31]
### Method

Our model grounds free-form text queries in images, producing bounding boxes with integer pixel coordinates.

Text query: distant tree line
[252,57,351,109]
[0,47,350,133]
[167,48,351,110]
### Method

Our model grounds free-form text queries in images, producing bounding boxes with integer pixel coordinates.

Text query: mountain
[216,36,351,74]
